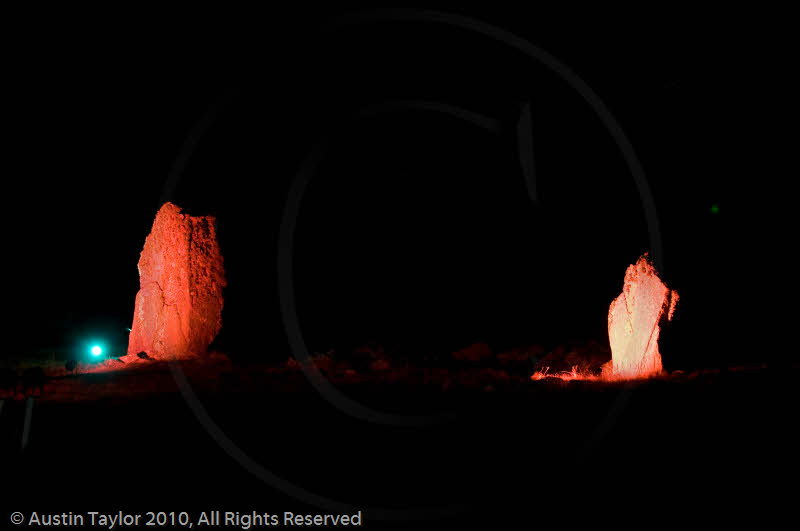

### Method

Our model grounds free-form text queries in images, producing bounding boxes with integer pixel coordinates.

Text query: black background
[2,6,796,527]
[5,7,790,371]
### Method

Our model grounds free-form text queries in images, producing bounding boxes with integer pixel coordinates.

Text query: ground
[1,344,796,527]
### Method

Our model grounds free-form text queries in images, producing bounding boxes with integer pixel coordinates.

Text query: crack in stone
[127,202,225,360]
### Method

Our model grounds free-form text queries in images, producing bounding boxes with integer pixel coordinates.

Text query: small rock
[369,359,392,372]
[452,342,493,362]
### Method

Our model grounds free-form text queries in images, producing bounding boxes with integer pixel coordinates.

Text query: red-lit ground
[0,341,786,403]
[2,342,795,528]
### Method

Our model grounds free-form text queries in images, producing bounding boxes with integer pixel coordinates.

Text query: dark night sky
[4,7,790,370]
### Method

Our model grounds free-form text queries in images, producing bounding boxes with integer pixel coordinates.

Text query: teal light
[91,345,102,356]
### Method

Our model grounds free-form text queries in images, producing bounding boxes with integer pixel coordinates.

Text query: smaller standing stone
[608,254,678,379]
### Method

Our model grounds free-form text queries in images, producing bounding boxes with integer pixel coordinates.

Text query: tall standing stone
[127,202,226,360]
[608,254,678,379]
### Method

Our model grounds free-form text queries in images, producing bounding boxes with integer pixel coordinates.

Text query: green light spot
[710,205,720,214]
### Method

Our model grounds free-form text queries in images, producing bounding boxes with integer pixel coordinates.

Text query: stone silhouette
[127,202,226,360]
[608,254,678,379]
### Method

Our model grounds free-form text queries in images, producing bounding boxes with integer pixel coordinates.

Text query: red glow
[530,254,678,383]
[530,365,603,382]
[607,254,678,380]
[125,203,225,361]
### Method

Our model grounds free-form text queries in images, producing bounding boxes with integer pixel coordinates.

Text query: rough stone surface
[608,254,678,379]
[126,202,226,360]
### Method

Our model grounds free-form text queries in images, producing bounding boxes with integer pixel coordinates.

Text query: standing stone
[608,254,678,379]
[127,202,226,360]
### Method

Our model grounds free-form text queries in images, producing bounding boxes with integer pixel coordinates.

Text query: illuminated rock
[127,203,226,360]
[608,254,678,379]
